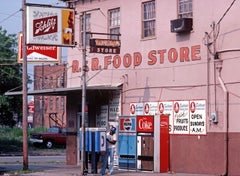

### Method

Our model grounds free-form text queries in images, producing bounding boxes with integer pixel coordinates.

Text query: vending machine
[136,115,154,171]
[118,116,137,170]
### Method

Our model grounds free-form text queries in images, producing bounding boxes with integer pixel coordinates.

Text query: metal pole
[81,11,87,175]
[22,0,28,170]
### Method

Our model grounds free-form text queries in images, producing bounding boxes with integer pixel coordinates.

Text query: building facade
[64,0,240,175]
[34,64,67,128]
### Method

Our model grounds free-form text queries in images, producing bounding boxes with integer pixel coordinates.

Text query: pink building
[63,0,239,175]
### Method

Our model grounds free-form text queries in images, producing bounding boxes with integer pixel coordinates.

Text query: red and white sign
[137,115,154,133]
[26,5,75,47]
[18,32,60,63]
[28,101,34,114]
[119,116,136,132]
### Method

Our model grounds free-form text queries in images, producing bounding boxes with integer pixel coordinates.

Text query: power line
[0,9,21,25]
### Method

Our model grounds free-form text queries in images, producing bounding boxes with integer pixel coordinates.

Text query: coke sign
[137,115,154,133]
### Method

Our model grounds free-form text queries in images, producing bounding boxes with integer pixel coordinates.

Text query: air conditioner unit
[170,18,193,33]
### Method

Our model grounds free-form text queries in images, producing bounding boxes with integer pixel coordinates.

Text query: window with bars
[178,0,193,18]
[142,0,156,38]
[80,13,91,46]
[109,8,120,40]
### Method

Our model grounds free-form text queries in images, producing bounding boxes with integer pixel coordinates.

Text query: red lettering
[158,49,166,64]
[91,58,99,71]
[148,50,157,65]
[168,48,178,63]
[191,45,201,61]
[113,55,121,68]
[133,52,142,67]
[72,60,80,73]
[123,53,131,68]
[180,47,190,62]
[104,56,112,69]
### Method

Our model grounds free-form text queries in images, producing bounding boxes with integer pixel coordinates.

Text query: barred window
[109,8,120,40]
[178,0,193,18]
[142,1,156,38]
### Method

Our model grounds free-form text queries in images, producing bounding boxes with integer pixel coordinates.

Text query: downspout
[215,60,229,176]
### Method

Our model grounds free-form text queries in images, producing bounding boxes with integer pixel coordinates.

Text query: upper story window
[109,8,120,40]
[142,0,156,38]
[80,13,91,46]
[178,0,193,18]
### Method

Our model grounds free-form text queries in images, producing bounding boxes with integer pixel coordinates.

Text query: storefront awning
[5,83,122,96]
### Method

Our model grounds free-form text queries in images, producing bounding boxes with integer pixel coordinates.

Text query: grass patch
[0,127,47,154]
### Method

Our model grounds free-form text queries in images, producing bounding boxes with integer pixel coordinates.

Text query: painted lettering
[113,55,121,68]
[123,53,131,68]
[91,57,99,71]
[133,52,142,67]
[104,56,112,69]
[191,45,201,61]
[168,48,178,63]
[180,47,190,62]
[148,50,157,65]
[158,49,166,64]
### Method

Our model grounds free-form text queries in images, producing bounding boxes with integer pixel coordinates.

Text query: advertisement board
[136,115,154,133]
[119,116,136,133]
[26,5,75,47]
[18,32,61,63]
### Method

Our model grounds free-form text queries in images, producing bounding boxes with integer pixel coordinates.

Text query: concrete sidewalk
[2,165,215,176]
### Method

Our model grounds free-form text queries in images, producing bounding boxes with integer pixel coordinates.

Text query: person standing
[100,125,117,175]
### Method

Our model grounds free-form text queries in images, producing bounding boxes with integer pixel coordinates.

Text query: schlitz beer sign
[26,5,75,47]
[90,39,121,54]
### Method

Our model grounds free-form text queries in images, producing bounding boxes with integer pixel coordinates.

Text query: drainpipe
[215,59,229,176]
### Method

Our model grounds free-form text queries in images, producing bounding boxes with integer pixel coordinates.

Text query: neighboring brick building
[33,64,67,128]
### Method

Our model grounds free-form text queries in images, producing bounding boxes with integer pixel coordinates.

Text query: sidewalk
[2,165,215,176]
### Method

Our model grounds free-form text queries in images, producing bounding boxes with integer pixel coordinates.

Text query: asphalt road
[0,155,66,174]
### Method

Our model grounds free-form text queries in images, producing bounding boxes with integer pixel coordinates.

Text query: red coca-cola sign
[33,16,58,37]
[137,115,154,133]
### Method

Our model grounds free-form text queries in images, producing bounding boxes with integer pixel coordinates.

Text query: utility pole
[22,0,28,170]
[81,11,87,175]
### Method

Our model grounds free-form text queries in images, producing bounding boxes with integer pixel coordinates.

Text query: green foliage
[0,27,22,127]
[0,127,47,154]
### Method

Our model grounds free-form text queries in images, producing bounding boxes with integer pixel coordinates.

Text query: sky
[0,0,66,35]
[0,0,67,98]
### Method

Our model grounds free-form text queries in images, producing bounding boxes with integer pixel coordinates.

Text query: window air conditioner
[170,18,193,33]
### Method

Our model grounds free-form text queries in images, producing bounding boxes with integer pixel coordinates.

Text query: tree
[0,27,22,127]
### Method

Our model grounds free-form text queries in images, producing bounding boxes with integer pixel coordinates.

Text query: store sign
[90,39,121,54]
[18,33,60,63]
[26,5,75,47]
[137,115,154,133]
[71,45,201,73]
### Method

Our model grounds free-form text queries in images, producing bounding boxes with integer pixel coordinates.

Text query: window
[178,0,192,18]
[142,1,156,38]
[80,13,91,46]
[109,8,120,40]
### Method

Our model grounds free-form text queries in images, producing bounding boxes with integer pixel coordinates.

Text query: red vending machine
[136,115,154,171]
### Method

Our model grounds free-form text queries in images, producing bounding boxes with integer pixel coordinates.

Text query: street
[0,155,66,174]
